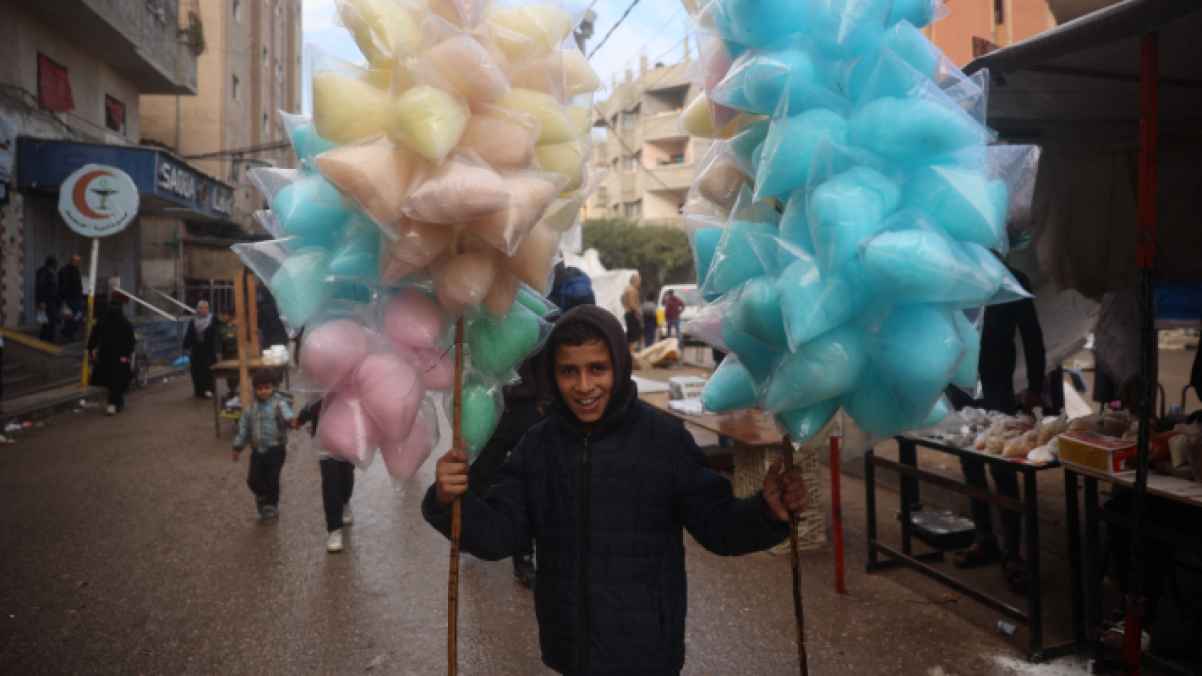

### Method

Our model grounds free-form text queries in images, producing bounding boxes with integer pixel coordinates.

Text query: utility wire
[185,141,290,160]
[588,0,642,59]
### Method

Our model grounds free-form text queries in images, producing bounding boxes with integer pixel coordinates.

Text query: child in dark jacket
[294,399,355,553]
[424,306,808,676]
[233,370,295,520]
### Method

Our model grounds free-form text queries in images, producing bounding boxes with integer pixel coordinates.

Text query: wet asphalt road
[0,377,1055,675]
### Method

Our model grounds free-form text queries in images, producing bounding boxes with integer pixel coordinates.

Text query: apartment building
[928,0,1057,64]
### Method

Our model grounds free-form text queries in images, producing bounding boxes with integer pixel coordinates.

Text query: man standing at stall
[35,257,60,343]
[953,259,1048,595]
[423,306,807,676]
[58,254,85,342]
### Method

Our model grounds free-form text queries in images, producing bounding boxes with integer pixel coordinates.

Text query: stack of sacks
[681,0,1042,442]
[233,0,599,478]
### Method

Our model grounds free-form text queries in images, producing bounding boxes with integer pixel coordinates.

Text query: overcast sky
[300,0,694,112]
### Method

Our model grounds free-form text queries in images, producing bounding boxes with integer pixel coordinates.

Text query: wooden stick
[781,437,809,676]
[830,434,846,595]
[246,273,260,356]
[448,235,466,676]
[234,270,251,410]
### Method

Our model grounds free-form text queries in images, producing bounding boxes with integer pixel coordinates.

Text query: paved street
[0,376,1091,675]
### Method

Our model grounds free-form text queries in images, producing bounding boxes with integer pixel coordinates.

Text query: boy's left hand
[762,460,807,523]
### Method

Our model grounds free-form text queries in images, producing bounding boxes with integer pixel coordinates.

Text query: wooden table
[210,359,288,438]
[864,434,1070,662]
[1062,462,1202,670]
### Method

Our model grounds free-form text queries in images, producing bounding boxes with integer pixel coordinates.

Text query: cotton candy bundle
[679,0,1041,441]
[235,0,597,477]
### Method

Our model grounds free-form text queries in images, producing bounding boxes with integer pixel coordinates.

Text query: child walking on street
[294,399,355,553]
[233,370,295,520]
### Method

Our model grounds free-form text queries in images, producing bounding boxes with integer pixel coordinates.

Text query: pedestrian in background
[183,300,220,399]
[0,334,10,444]
[88,294,135,416]
[58,254,84,341]
[232,370,295,521]
[35,256,59,343]
[621,272,642,353]
[663,289,686,340]
[641,292,658,348]
[293,398,356,553]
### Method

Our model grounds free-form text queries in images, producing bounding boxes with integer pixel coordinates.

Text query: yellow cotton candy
[535,141,585,192]
[389,86,470,162]
[339,0,421,66]
[509,50,601,98]
[681,94,718,138]
[720,113,763,139]
[564,105,592,138]
[313,72,396,144]
[497,89,575,145]
[488,5,574,61]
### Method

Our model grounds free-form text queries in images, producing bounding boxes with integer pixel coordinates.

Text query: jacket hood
[541,305,637,432]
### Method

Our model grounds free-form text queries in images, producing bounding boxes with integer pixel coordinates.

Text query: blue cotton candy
[905,165,1009,250]
[288,122,337,171]
[951,310,980,391]
[703,220,779,298]
[720,318,782,383]
[777,190,814,265]
[777,398,840,443]
[270,248,334,328]
[809,166,899,273]
[845,373,929,437]
[755,109,847,201]
[714,0,806,49]
[869,304,962,414]
[730,121,770,176]
[739,47,845,116]
[732,276,788,348]
[763,325,866,413]
[860,228,1002,307]
[272,174,352,249]
[803,0,892,59]
[777,256,868,351]
[921,397,951,427]
[848,97,987,164]
[844,22,940,102]
[692,227,725,300]
[702,357,761,413]
[888,0,938,28]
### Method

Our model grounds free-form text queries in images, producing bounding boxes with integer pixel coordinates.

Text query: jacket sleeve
[1016,299,1046,394]
[421,436,534,561]
[233,409,251,451]
[87,321,101,351]
[671,423,789,556]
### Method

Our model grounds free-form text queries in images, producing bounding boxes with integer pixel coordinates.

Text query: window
[621,108,638,131]
[36,53,74,112]
[623,200,642,220]
[994,0,1005,25]
[231,74,240,100]
[104,95,126,133]
[262,112,269,137]
[261,46,268,65]
[622,155,636,172]
[233,0,241,22]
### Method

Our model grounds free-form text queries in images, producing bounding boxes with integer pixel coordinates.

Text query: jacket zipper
[575,432,591,675]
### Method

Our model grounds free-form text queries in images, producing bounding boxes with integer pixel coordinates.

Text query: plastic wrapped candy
[510,49,601,99]
[271,174,353,249]
[484,269,521,318]
[280,112,337,172]
[702,218,780,299]
[951,309,981,391]
[354,351,425,442]
[728,120,769,176]
[706,0,805,51]
[466,172,562,255]
[312,71,397,145]
[763,324,867,413]
[509,221,561,293]
[534,140,587,193]
[460,376,503,459]
[713,41,846,117]
[847,96,988,164]
[860,225,1009,307]
[695,147,749,210]
[328,215,382,280]
[776,254,868,351]
[235,241,339,331]
[777,190,814,259]
[403,155,509,224]
[755,108,847,201]
[887,0,943,28]
[719,314,782,383]
[844,21,942,103]
[467,301,547,381]
[389,85,471,163]
[337,0,423,67]
[434,250,499,314]
[690,223,724,298]
[416,347,455,390]
[777,398,840,443]
[299,318,371,390]
[730,276,787,349]
[701,355,759,413]
[866,304,963,419]
[496,88,576,145]
[422,33,511,105]
[809,165,900,274]
[382,288,450,353]
[486,4,574,62]
[380,400,440,480]
[429,0,489,27]
[801,0,892,59]
[316,138,430,234]
[458,110,540,168]
[319,389,382,467]
[904,164,1009,250]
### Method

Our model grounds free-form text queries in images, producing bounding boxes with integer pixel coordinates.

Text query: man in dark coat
[57,254,85,341]
[423,306,807,676]
[182,300,220,398]
[88,295,136,415]
[35,257,59,342]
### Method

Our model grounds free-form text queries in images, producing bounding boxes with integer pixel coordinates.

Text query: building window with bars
[232,74,240,101]
[37,53,74,113]
[104,95,126,133]
[624,200,642,220]
[994,0,1005,25]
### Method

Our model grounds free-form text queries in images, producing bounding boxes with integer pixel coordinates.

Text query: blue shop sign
[15,137,234,221]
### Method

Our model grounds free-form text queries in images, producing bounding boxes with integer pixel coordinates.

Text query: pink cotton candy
[318,391,381,467]
[457,112,538,168]
[299,319,369,389]
[354,352,423,442]
[466,173,561,255]
[403,156,509,224]
[509,222,559,293]
[383,289,448,351]
[434,250,498,314]
[425,34,511,104]
[379,407,436,480]
[415,347,455,390]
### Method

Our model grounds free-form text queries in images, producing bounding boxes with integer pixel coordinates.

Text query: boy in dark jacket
[423,306,806,676]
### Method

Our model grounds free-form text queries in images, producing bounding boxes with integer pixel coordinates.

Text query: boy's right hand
[434,448,469,506]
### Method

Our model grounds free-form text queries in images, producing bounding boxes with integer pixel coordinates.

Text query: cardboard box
[669,376,707,401]
[1058,431,1136,474]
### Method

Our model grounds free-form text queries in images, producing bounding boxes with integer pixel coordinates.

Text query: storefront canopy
[966,1,1202,299]
[15,137,236,223]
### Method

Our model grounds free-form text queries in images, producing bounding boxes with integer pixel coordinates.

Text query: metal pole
[782,437,809,676]
[80,238,100,388]
[829,434,846,595]
[1124,30,1159,676]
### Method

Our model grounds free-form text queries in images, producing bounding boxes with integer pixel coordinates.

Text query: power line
[587,0,642,59]
[184,141,290,160]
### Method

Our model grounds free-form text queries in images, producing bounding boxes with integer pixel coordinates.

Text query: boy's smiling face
[554,339,614,425]
[254,383,274,402]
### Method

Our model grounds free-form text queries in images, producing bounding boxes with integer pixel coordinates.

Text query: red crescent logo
[72,169,112,220]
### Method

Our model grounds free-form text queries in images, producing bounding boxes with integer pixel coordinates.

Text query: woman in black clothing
[89,297,136,415]
[183,300,220,398]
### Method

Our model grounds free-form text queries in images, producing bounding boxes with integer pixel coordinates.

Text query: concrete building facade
[926,0,1057,65]
[141,0,302,297]
[0,0,205,328]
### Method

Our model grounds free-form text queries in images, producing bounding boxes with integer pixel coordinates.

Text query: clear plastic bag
[755,108,849,201]
[379,219,455,283]
[701,354,760,413]
[458,107,541,169]
[418,23,512,105]
[390,84,472,163]
[279,111,337,173]
[495,88,577,145]
[763,324,867,413]
[451,374,505,460]
[402,154,509,224]
[380,398,441,480]
[336,0,426,67]
[484,3,575,62]
[315,137,431,238]
[233,240,336,332]
[318,388,382,468]
[312,54,399,145]
[776,398,841,444]
[466,297,554,381]
[711,38,848,117]
[464,170,565,256]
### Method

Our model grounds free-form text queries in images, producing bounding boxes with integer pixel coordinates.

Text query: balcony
[642,111,687,142]
[25,0,198,94]
[647,163,695,191]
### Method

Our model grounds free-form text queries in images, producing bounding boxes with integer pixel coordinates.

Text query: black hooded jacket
[423,305,788,676]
